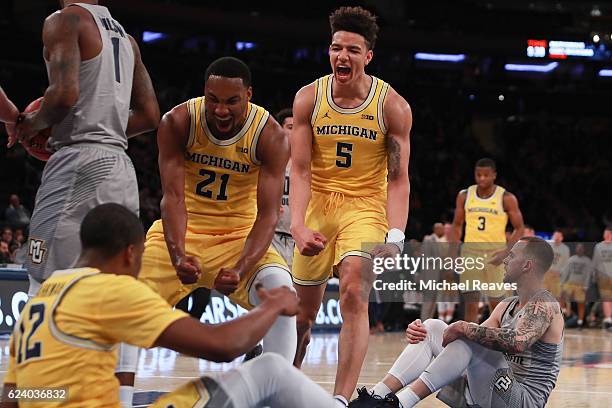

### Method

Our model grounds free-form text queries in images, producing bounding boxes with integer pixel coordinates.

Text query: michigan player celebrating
[138,57,296,361]
[1,204,342,408]
[451,158,524,323]
[290,7,411,404]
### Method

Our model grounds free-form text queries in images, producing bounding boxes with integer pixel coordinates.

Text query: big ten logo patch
[492,368,513,402]
[28,239,47,264]
[361,114,374,121]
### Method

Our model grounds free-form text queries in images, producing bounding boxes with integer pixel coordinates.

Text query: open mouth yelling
[336,65,351,80]
[215,116,233,133]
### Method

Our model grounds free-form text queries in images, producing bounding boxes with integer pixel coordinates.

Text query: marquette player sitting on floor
[354,236,563,408]
[451,158,524,323]
[137,57,296,362]
[290,7,411,406]
[0,204,342,408]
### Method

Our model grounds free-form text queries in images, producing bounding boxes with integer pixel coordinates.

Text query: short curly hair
[329,6,379,50]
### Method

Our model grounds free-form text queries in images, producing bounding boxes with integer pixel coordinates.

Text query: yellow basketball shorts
[459,246,507,298]
[292,190,387,286]
[139,220,288,309]
[543,270,562,298]
[150,376,223,407]
[562,282,586,303]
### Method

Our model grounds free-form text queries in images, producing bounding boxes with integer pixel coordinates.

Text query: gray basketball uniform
[467,293,562,407]
[23,3,138,292]
[271,166,294,267]
[561,255,593,287]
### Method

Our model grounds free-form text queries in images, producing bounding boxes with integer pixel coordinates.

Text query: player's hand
[257,285,299,316]
[174,255,202,284]
[371,243,401,261]
[489,249,508,266]
[5,122,17,148]
[15,112,40,145]
[292,225,326,256]
[442,321,466,347]
[405,319,428,344]
[214,267,240,296]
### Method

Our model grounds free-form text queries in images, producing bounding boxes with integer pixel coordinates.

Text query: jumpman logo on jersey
[322,111,331,119]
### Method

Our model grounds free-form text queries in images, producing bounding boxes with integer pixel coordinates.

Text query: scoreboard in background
[526,39,612,60]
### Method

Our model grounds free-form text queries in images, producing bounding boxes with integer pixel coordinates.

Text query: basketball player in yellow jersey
[290,7,412,405]
[2,204,345,408]
[451,158,524,323]
[135,57,296,363]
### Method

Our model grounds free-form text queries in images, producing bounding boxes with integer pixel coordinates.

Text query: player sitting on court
[0,204,342,408]
[351,236,563,408]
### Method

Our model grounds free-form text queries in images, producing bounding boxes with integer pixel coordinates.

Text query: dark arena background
[1,1,611,407]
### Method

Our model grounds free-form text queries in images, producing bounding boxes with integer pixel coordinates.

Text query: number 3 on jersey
[336,142,353,168]
[478,216,486,231]
[196,169,229,200]
[16,303,45,363]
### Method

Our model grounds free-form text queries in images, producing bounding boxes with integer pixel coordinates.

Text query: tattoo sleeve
[463,292,559,353]
[387,136,401,180]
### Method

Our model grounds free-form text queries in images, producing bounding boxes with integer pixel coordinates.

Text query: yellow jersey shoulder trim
[202,102,257,146]
[186,98,198,149]
[249,109,270,165]
[48,271,115,352]
[311,77,324,127]
[326,74,378,114]
[377,81,390,134]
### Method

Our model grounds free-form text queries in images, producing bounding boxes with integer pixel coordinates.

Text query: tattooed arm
[445,291,560,353]
[383,88,412,233]
[126,35,160,137]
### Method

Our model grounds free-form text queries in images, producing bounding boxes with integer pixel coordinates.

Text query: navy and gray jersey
[47,3,134,151]
[501,292,562,407]
[561,255,593,287]
[593,242,612,279]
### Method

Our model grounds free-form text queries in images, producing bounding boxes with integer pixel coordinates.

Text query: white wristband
[385,228,405,252]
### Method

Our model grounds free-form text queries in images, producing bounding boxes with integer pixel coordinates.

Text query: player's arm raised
[372,89,411,258]
[216,116,289,294]
[0,86,19,147]
[126,35,160,137]
[16,9,81,144]
[158,104,201,284]
[444,291,560,352]
[155,286,298,362]
[290,83,327,256]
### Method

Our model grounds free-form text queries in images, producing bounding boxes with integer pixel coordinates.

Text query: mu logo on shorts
[28,239,46,264]
[494,374,512,392]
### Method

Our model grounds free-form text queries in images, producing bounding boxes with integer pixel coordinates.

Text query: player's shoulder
[383,85,411,112]
[44,7,82,28]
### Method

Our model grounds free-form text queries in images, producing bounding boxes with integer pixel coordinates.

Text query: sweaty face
[329,31,373,84]
[474,166,496,189]
[204,76,251,137]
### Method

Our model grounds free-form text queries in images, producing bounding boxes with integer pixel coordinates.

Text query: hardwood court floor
[1,328,610,407]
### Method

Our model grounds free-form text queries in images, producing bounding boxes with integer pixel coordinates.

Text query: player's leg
[397,338,520,408]
[152,353,338,408]
[293,283,327,368]
[369,319,447,398]
[334,255,374,401]
[116,343,139,408]
[247,265,297,361]
[462,291,481,322]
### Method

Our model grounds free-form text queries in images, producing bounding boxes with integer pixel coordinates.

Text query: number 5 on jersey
[336,142,353,168]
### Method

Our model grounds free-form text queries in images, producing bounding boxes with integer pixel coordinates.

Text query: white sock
[334,395,348,407]
[577,320,583,325]
[604,317,612,323]
[371,382,392,397]
[119,386,133,408]
[397,387,421,408]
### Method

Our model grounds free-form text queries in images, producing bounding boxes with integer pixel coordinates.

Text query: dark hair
[475,158,496,171]
[553,228,564,233]
[329,6,379,50]
[205,57,251,87]
[606,226,612,232]
[520,236,554,274]
[80,204,144,258]
[276,108,293,127]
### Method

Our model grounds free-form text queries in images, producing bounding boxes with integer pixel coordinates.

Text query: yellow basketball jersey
[6,268,186,408]
[464,185,508,243]
[183,97,270,234]
[310,74,389,197]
